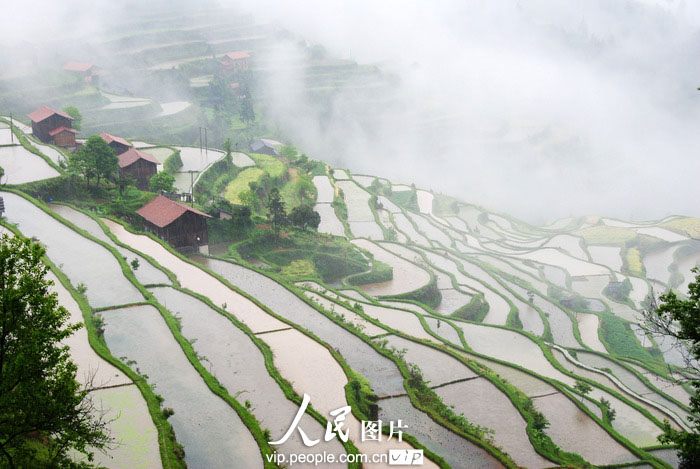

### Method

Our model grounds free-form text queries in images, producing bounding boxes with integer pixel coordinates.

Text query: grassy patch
[452,293,489,322]
[576,225,637,244]
[388,189,419,212]
[249,153,286,179]
[224,167,265,204]
[661,217,700,238]
[281,259,316,277]
[598,313,665,369]
[624,247,644,276]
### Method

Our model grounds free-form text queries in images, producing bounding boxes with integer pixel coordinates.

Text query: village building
[137,195,211,251]
[250,138,282,156]
[101,132,133,155]
[219,51,251,73]
[27,106,76,147]
[117,148,160,190]
[63,61,99,84]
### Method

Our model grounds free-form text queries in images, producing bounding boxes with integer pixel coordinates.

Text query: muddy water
[149,286,340,459]
[436,379,552,468]
[0,145,59,183]
[393,212,431,245]
[457,323,575,386]
[50,204,170,286]
[103,219,285,333]
[101,305,262,468]
[86,386,162,469]
[47,271,130,388]
[261,329,431,469]
[381,335,476,386]
[193,256,406,398]
[576,313,607,352]
[361,303,435,341]
[379,396,502,469]
[533,393,638,465]
[353,239,431,296]
[1,193,143,308]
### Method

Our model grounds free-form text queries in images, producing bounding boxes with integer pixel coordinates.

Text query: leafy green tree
[0,166,4,184]
[643,267,700,467]
[289,205,320,231]
[63,106,82,131]
[69,135,117,188]
[573,380,592,402]
[0,234,109,466]
[223,138,233,165]
[149,172,175,193]
[600,397,616,423]
[279,145,298,160]
[266,188,286,234]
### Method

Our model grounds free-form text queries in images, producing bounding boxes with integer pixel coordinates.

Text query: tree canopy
[643,267,700,468]
[149,171,175,193]
[0,233,109,467]
[68,135,118,188]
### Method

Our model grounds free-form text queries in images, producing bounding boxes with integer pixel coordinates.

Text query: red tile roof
[48,126,78,137]
[223,51,251,61]
[63,61,94,73]
[100,132,132,149]
[27,106,73,123]
[137,195,211,228]
[117,148,161,169]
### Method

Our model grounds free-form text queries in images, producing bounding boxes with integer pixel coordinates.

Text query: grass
[624,247,645,276]
[279,169,316,210]
[576,225,637,244]
[281,259,316,277]
[598,312,665,370]
[662,217,700,238]
[224,167,264,204]
[249,153,286,179]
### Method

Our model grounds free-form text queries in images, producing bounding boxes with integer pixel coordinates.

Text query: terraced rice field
[352,240,431,296]
[643,245,677,285]
[149,286,339,457]
[2,193,143,308]
[589,245,623,271]
[101,304,262,468]
[337,180,384,239]
[312,175,335,203]
[158,101,191,116]
[576,313,607,352]
[0,145,59,183]
[314,203,345,236]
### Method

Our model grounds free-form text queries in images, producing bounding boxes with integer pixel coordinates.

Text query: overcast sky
[3,0,700,223]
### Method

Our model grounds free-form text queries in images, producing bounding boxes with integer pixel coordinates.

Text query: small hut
[137,195,211,251]
[27,106,75,146]
[63,62,99,84]
[118,148,160,190]
[250,138,282,156]
[101,132,132,155]
[219,51,251,73]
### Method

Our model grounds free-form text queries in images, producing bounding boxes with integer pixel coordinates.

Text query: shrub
[163,150,183,174]
[346,260,393,286]
[452,293,489,322]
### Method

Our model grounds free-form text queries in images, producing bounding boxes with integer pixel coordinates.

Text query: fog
[3,0,700,223]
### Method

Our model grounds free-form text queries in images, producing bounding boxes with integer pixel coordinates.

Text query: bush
[452,293,489,322]
[386,274,442,309]
[163,150,183,174]
[313,253,367,283]
[603,278,632,303]
[346,260,393,286]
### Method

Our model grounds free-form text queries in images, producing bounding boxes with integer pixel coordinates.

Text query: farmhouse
[219,51,251,73]
[101,132,132,155]
[63,61,98,84]
[27,106,76,147]
[137,195,211,251]
[250,138,282,156]
[117,148,160,190]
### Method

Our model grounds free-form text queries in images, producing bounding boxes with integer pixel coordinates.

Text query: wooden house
[117,148,160,190]
[101,132,132,155]
[63,62,99,84]
[27,106,75,147]
[219,51,251,73]
[137,195,211,250]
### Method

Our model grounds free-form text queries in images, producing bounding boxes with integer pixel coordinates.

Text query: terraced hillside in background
[1,114,697,468]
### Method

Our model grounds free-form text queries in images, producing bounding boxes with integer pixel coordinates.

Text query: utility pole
[204,127,208,157]
[189,170,195,206]
[199,127,203,154]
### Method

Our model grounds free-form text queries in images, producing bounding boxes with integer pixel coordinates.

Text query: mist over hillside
[2,0,700,222]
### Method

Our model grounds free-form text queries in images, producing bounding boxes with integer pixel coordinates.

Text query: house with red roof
[137,195,211,250]
[27,106,76,147]
[219,51,251,73]
[63,62,99,84]
[117,148,160,190]
[101,132,132,155]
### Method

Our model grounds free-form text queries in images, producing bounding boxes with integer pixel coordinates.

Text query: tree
[0,166,4,185]
[266,188,286,234]
[0,234,109,466]
[69,135,118,188]
[63,106,82,131]
[279,145,298,160]
[240,94,255,123]
[643,267,700,467]
[600,398,616,423]
[573,380,592,402]
[223,138,233,165]
[289,205,320,231]
[149,171,175,193]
